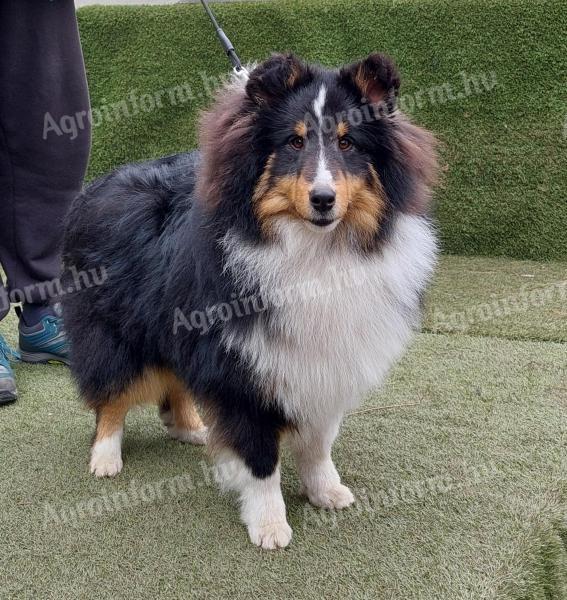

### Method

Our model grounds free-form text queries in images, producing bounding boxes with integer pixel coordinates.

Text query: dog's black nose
[310,187,336,213]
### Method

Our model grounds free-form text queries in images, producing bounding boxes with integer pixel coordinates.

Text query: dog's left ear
[246,53,311,106]
[339,53,400,111]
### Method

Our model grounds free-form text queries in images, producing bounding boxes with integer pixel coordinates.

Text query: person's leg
[0,0,91,327]
[0,275,9,324]
[0,273,17,405]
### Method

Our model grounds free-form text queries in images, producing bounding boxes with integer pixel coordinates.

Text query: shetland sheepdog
[62,52,438,549]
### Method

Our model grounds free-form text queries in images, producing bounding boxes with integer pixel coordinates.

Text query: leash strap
[200,0,244,72]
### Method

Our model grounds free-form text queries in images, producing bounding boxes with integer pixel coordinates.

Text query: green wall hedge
[76,0,566,261]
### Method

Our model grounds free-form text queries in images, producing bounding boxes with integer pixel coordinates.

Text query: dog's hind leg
[90,397,130,478]
[160,377,207,445]
[90,368,170,477]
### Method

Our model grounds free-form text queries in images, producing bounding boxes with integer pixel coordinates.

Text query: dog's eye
[338,137,353,151]
[289,136,305,150]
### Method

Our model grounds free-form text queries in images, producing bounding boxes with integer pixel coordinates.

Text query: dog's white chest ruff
[223,215,437,424]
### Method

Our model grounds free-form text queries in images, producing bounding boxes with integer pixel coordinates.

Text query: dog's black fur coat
[63,151,287,477]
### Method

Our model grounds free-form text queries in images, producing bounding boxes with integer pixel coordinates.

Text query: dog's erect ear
[246,53,311,106]
[339,53,401,111]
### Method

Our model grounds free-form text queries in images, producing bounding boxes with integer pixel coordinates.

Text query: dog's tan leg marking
[160,374,208,445]
[90,368,170,477]
[90,369,206,476]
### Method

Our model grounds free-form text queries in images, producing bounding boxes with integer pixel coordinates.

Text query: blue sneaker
[18,306,70,366]
[0,335,19,406]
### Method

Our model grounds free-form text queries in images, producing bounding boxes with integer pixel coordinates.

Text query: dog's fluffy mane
[196,68,256,209]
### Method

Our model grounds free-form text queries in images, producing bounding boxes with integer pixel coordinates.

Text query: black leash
[200,0,244,73]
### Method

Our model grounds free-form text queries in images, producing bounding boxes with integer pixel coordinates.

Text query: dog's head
[198,53,438,250]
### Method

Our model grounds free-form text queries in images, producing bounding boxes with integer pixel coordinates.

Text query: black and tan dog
[62,53,438,549]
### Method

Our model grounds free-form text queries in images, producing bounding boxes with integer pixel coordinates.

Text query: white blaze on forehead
[312,84,327,124]
[312,84,335,190]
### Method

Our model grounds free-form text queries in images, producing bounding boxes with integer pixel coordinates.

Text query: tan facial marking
[294,121,308,137]
[253,155,314,233]
[254,155,385,245]
[254,175,312,231]
[338,165,385,247]
[337,121,349,138]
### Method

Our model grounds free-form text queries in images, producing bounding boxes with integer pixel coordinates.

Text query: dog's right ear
[246,53,311,106]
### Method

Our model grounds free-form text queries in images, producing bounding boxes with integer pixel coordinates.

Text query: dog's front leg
[290,415,355,509]
[216,452,290,550]
[211,410,291,550]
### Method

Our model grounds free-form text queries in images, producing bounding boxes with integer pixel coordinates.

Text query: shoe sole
[0,390,17,406]
[19,351,70,366]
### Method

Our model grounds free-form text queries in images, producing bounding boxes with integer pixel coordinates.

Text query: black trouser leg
[0,0,91,323]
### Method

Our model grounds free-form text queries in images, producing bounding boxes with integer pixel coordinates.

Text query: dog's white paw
[90,451,122,477]
[307,483,355,509]
[167,426,208,445]
[248,521,292,550]
[90,433,123,477]
[90,455,123,478]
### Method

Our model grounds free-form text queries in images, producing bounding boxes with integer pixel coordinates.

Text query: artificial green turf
[1,256,566,599]
[6,1,567,588]
[424,256,567,343]
[1,332,566,599]
[76,0,567,261]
